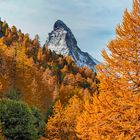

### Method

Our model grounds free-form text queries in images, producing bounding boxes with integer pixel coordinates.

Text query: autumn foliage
[0,20,98,113]
[0,15,99,139]
[42,0,140,139]
[0,0,140,139]
[76,0,140,139]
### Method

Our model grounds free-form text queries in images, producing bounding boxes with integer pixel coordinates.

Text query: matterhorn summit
[46,20,99,70]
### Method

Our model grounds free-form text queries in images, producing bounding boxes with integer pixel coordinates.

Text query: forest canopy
[0,0,140,140]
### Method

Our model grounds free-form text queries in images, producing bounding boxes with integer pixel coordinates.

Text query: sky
[0,0,132,61]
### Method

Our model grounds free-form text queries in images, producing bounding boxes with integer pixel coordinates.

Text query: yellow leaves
[101,49,112,65]
[16,45,34,68]
[76,1,140,139]
[46,96,83,140]
[123,9,134,32]
[0,128,5,140]
[37,48,42,63]
[0,17,99,139]
[65,55,73,65]
[0,81,3,92]
[77,90,140,139]
[132,0,140,15]
[0,38,54,112]
[102,0,140,93]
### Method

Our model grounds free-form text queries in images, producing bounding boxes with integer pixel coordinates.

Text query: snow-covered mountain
[46,20,99,70]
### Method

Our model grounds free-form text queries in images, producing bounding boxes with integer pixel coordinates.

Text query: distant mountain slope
[46,20,99,70]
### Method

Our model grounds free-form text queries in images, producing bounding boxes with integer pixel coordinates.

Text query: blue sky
[0,0,132,61]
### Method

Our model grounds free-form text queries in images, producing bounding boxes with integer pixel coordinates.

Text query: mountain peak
[46,20,99,70]
[54,20,68,30]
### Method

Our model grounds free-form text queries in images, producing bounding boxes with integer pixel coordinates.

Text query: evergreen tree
[0,99,38,140]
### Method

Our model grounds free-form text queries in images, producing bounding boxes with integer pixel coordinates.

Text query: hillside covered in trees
[0,0,140,139]
[0,8,98,140]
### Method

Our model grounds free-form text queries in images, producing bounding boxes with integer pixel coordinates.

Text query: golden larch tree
[46,96,84,140]
[77,0,140,139]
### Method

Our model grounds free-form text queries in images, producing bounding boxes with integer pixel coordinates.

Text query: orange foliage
[76,0,140,139]
[46,96,84,140]
[0,19,97,114]
[0,127,5,140]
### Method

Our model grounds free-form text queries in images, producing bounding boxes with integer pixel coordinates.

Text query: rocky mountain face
[46,20,99,70]
[0,19,4,38]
